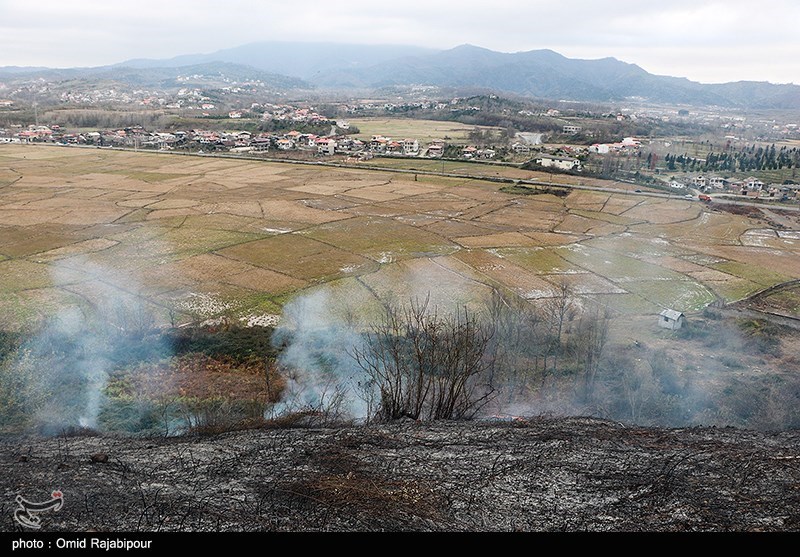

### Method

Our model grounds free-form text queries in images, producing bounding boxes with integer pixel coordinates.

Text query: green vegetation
[737,318,784,356]
[347,117,502,144]
[166,324,278,363]
[499,184,570,197]
[497,247,579,274]
[663,145,800,174]
[712,260,794,288]
[0,322,280,434]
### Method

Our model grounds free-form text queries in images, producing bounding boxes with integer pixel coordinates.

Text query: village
[1,94,799,203]
[2,119,799,202]
[0,104,590,171]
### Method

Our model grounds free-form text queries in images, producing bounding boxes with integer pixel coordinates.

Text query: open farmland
[1,144,800,333]
[347,117,500,144]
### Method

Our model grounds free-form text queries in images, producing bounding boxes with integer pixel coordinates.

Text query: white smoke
[269,288,372,420]
[23,254,163,432]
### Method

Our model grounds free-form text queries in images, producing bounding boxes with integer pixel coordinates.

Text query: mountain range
[4,41,800,109]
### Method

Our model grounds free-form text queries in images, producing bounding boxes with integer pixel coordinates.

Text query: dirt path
[761,208,800,228]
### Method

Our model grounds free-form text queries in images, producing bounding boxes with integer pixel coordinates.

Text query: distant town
[2,85,799,202]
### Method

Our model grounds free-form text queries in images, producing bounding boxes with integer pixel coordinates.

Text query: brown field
[1,144,800,329]
[454,231,542,249]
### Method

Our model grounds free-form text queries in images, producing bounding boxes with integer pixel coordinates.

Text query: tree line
[664,144,800,174]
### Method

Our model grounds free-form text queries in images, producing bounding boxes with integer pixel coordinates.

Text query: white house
[745,177,765,191]
[534,154,581,171]
[658,309,685,330]
[317,138,337,155]
[708,176,728,189]
[426,141,445,158]
[402,138,419,156]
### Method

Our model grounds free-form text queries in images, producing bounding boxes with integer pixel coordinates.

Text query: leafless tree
[572,302,613,391]
[485,289,546,396]
[351,296,496,421]
[543,280,577,377]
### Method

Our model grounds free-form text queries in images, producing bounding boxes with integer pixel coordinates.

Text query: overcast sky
[2,0,798,84]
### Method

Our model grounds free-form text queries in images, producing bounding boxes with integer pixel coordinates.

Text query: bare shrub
[351,296,496,421]
[485,290,549,397]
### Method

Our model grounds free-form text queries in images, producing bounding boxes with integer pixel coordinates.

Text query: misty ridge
[4,41,800,109]
[1,250,798,438]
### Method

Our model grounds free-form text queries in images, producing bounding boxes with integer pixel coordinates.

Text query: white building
[317,138,337,155]
[658,309,685,330]
[534,154,581,171]
[745,177,765,191]
[402,139,419,156]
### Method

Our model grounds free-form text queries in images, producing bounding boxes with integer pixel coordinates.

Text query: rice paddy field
[2,144,800,331]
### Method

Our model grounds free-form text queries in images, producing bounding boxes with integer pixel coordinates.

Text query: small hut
[658,309,685,330]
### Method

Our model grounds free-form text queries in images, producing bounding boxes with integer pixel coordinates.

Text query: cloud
[1,0,798,83]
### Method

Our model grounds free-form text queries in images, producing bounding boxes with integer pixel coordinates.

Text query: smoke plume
[0,255,167,433]
[269,288,372,420]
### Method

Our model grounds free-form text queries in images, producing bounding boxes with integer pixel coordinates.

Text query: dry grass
[347,117,499,143]
[454,231,542,248]
[218,234,378,281]
[1,144,798,329]
[281,442,445,525]
[303,216,457,260]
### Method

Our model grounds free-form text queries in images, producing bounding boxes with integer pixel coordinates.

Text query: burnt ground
[1,417,799,532]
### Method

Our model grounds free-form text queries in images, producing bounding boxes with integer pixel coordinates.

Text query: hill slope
[0,61,310,92]
[315,44,800,108]
[119,41,438,80]
[5,42,799,108]
[2,417,799,532]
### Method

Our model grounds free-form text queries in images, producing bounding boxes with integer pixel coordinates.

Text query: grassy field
[1,144,799,331]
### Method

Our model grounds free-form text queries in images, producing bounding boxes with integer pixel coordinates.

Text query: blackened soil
[1,417,799,532]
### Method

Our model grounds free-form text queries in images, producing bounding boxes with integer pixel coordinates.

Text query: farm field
[1,144,800,332]
[346,117,500,144]
[351,155,635,189]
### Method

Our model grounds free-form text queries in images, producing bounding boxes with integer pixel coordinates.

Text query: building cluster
[58,88,168,106]
[342,100,450,114]
[589,137,642,154]
[0,124,444,159]
[689,174,799,200]
[258,104,331,124]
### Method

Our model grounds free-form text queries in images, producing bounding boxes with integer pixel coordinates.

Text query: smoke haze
[1,254,167,433]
